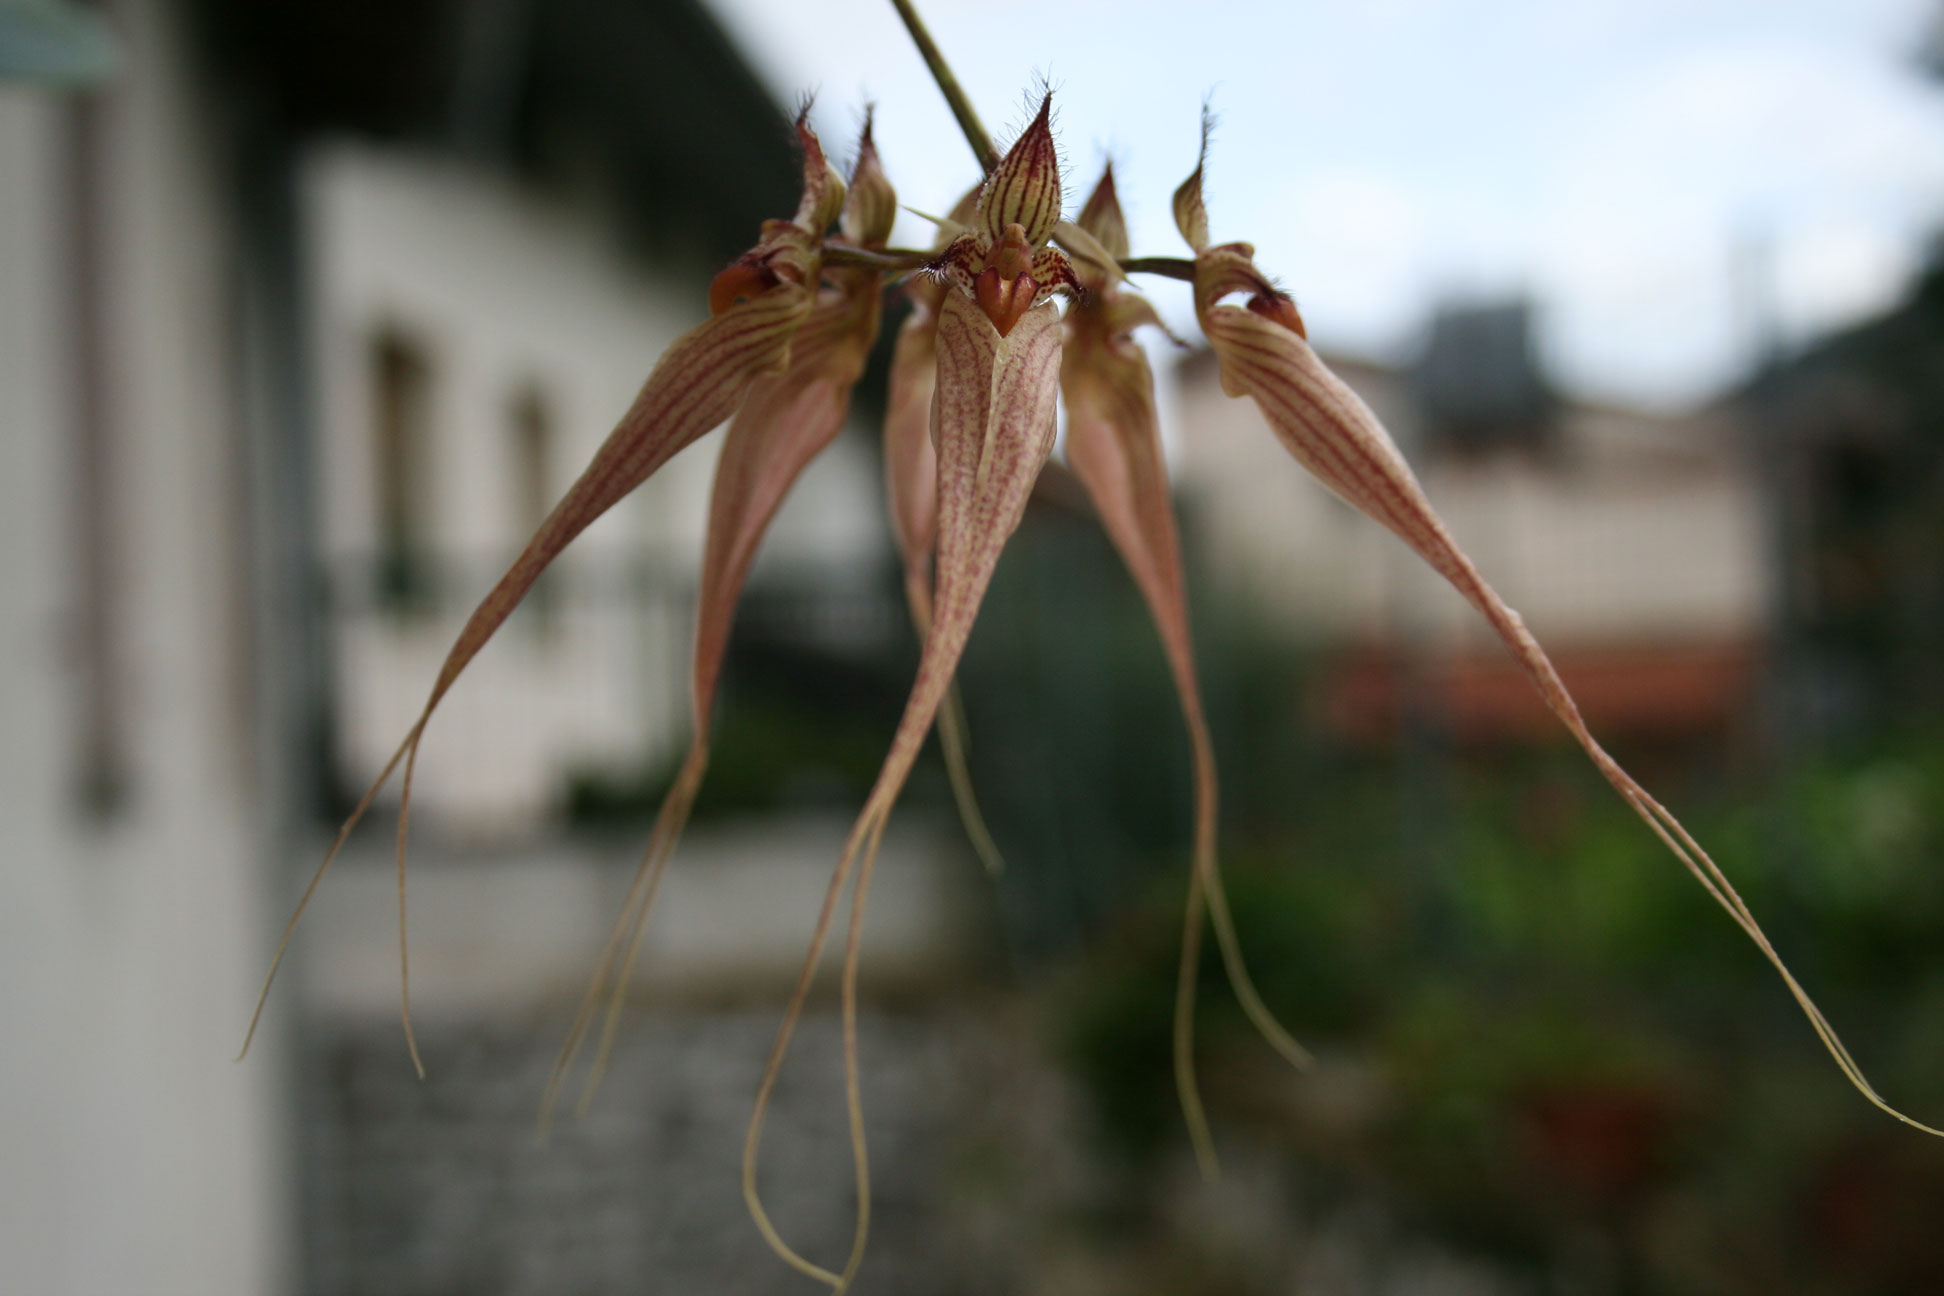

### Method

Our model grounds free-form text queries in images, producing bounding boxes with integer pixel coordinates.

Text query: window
[509,380,558,637]
[371,326,434,613]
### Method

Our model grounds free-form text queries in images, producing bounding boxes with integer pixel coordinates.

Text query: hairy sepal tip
[790,114,846,234]
[843,111,898,248]
[979,93,1061,248]
[1172,109,1213,252]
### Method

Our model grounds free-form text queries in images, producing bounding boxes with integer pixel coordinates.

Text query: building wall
[0,4,286,1293]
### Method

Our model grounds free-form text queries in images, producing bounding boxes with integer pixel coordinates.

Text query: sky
[705,0,1944,409]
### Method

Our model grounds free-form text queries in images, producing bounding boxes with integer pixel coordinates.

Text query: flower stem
[888,0,998,173]
[1119,256,1199,282]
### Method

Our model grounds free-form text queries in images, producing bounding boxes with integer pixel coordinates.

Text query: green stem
[888,0,998,173]
[1119,256,1199,282]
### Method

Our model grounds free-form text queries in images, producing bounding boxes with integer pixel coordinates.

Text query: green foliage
[1047,609,1944,1290]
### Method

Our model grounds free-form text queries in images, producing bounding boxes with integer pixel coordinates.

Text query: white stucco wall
[0,4,285,1293]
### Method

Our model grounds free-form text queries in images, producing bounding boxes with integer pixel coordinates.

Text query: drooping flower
[743,97,1078,1289]
[241,10,1943,1289]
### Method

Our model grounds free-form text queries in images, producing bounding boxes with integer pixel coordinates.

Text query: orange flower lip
[974,265,1038,336]
[972,221,1041,336]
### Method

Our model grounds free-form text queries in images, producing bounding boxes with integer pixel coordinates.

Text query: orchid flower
[241,3,1940,1289]
[743,96,1076,1288]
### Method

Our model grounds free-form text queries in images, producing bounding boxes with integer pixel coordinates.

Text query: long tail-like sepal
[1178,170,1942,1137]
[1065,166,1310,1177]
[745,292,1063,1290]
[240,121,836,1070]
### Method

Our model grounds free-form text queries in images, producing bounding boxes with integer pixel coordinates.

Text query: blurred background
[6,1,1944,1292]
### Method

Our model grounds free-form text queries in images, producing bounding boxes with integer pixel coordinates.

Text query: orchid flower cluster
[243,3,1939,1289]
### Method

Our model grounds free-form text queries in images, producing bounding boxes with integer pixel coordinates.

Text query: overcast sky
[706,0,1944,409]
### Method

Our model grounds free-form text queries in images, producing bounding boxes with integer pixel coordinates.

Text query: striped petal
[547,257,888,1123]
[745,291,1063,1290]
[1182,186,1942,1139]
[547,123,904,1119]
[242,122,836,1076]
[1064,171,1309,1179]
[881,188,983,582]
[886,186,1008,876]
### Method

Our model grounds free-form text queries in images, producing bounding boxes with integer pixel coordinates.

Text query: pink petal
[1064,250,1308,1180]
[547,266,888,1123]
[544,118,897,1122]
[744,292,1063,1286]
[881,280,1006,879]
[882,182,985,605]
[694,285,882,725]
